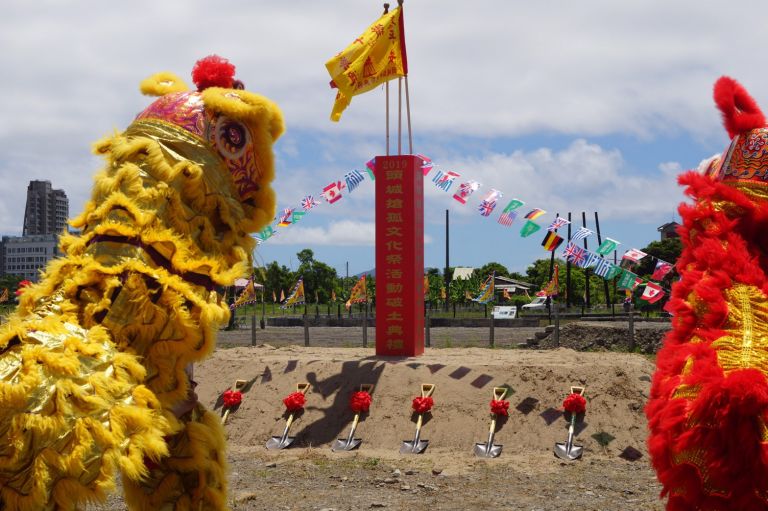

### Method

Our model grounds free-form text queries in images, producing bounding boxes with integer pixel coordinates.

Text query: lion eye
[214,117,249,159]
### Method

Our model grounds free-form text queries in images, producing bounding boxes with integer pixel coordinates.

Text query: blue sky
[2,0,766,277]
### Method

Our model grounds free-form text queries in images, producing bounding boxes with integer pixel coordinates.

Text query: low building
[0,235,61,281]
[657,221,680,240]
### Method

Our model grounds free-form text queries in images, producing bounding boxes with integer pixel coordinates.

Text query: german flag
[541,231,564,251]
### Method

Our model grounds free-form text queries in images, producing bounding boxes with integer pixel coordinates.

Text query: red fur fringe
[191,55,235,91]
[647,171,768,509]
[713,76,766,139]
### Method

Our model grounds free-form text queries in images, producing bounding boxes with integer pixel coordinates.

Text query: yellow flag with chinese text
[326,6,408,121]
[0,288,7,303]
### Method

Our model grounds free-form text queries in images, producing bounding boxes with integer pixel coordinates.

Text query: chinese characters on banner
[375,155,425,356]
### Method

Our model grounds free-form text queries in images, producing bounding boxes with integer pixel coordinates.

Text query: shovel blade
[331,438,362,452]
[473,442,502,458]
[400,439,429,454]
[554,441,583,460]
[265,436,295,450]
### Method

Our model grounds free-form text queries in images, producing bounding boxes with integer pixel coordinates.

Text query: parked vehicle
[521,296,549,311]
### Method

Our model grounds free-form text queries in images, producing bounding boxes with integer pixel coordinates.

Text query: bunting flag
[478,189,502,216]
[502,288,511,300]
[344,169,365,193]
[417,154,434,176]
[562,242,587,266]
[272,290,277,303]
[346,275,368,310]
[570,227,593,242]
[0,288,7,303]
[595,237,620,256]
[440,287,446,300]
[473,273,495,304]
[332,289,337,302]
[617,269,639,290]
[277,208,294,227]
[230,278,258,310]
[582,251,601,268]
[432,170,460,192]
[540,265,560,297]
[256,226,275,243]
[641,282,665,303]
[541,231,564,251]
[498,199,524,226]
[622,248,648,264]
[465,290,472,300]
[315,289,319,303]
[322,180,345,204]
[547,217,570,232]
[291,210,307,224]
[452,180,481,204]
[280,289,286,302]
[365,157,377,180]
[423,275,429,297]
[652,260,674,280]
[520,220,542,238]
[301,195,320,211]
[594,258,621,279]
[281,278,306,309]
[326,5,407,122]
[524,209,546,220]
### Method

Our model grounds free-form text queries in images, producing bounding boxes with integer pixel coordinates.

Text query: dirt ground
[90,335,666,510]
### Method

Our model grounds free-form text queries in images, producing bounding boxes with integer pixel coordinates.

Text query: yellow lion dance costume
[0,56,283,511]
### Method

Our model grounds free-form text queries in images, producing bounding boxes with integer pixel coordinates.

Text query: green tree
[477,262,509,279]
[294,249,339,303]
[263,261,293,303]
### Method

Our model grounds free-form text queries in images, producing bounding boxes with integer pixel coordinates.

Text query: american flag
[344,170,365,193]
[547,216,570,232]
[570,227,593,242]
[498,209,518,226]
[478,199,497,217]
[301,195,320,211]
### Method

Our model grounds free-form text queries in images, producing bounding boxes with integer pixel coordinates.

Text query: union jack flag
[478,199,497,217]
[344,170,365,193]
[301,195,320,211]
[562,242,586,266]
[547,216,570,232]
[498,209,518,227]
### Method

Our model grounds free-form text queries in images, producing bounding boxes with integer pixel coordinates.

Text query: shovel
[221,379,247,425]
[474,387,508,458]
[332,384,374,452]
[266,382,310,450]
[554,386,585,461]
[400,383,436,454]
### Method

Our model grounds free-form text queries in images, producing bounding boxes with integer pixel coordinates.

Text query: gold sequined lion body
[0,56,282,511]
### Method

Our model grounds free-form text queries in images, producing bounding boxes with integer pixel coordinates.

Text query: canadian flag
[322,181,345,204]
[641,282,665,303]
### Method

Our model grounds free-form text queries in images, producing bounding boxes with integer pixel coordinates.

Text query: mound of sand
[195,346,653,464]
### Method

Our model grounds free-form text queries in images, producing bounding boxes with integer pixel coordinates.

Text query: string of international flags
[255,155,673,304]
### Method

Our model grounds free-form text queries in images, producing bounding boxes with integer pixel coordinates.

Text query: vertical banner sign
[376,155,425,356]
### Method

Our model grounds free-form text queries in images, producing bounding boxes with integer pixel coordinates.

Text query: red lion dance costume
[648,77,768,510]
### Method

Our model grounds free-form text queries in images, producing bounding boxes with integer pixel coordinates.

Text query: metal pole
[445,209,450,312]
[384,2,390,156]
[566,212,572,309]
[425,306,431,347]
[582,212,590,310]
[554,296,560,347]
[251,306,256,346]
[489,315,495,348]
[398,77,402,155]
[363,302,368,348]
[405,76,413,154]
[594,211,611,309]
[303,312,309,347]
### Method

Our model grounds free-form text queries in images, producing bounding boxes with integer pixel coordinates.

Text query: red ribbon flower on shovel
[15,280,32,296]
[490,399,510,416]
[563,393,587,415]
[283,391,306,412]
[350,391,372,413]
[412,396,434,414]
[222,389,243,408]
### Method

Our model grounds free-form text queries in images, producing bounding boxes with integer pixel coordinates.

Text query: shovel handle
[279,412,296,444]
[222,408,231,425]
